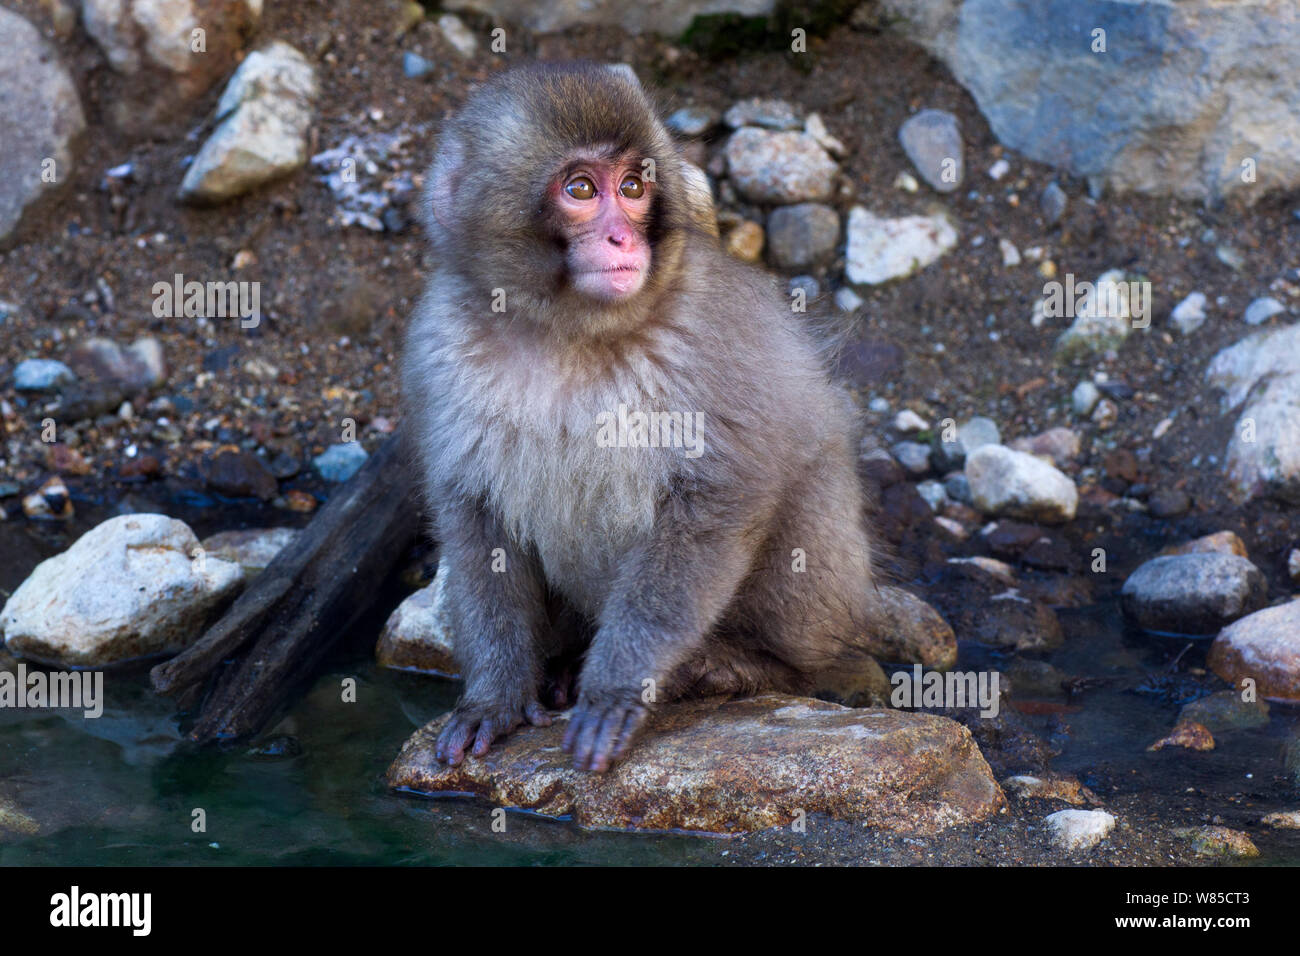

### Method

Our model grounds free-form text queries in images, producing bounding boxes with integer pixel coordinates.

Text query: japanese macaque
[402,62,881,772]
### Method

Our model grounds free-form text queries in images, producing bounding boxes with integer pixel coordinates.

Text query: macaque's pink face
[553,157,652,302]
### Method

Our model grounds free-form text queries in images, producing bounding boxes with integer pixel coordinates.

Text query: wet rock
[1243,296,1285,326]
[898,109,963,192]
[1289,549,1300,584]
[1045,809,1115,851]
[1160,530,1248,559]
[724,128,837,204]
[871,586,958,670]
[1261,811,1300,829]
[765,203,839,270]
[844,208,957,284]
[1008,427,1080,468]
[1170,291,1208,335]
[81,0,256,116]
[388,694,1004,834]
[1,514,243,667]
[0,7,86,243]
[179,42,318,202]
[313,442,368,482]
[1121,553,1266,635]
[1177,689,1269,733]
[13,359,75,391]
[943,470,972,503]
[723,97,801,130]
[1148,721,1215,751]
[1171,825,1258,858]
[202,447,278,500]
[1002,774,1098,806]
[22,477,73,520]
[1208,600,1300,702]
[965,444,1078,524]
[199,527,297,580]
[1004,659,1067,698]
[0,799,39,837]
[376,571,458,676]
[930,415,999,471]
[929,562,1063,652]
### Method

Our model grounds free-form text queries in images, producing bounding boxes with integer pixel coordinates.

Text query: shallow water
[2,504,1299,865]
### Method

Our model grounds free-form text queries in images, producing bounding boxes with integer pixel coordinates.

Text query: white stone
[845,207,957,285]
[179,42,317,202]
[1,514,243,667]
[965,444,1078,523]
[1046,809,1115,851]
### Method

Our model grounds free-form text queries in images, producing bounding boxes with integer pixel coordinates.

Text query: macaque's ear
[426,128,466,234]
[605,62,641,90]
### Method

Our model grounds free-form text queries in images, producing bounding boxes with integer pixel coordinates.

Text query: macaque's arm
[434,494,552,764]
[563,484,760,770]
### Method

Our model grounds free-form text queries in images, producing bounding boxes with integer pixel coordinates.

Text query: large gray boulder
[0,8,85,243]
[881,0,1300,202]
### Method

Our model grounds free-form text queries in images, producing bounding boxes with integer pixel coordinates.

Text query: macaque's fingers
[587,707,629,774]
[567,706,605,771]
[609,706,649,763]
[435,716,476,765]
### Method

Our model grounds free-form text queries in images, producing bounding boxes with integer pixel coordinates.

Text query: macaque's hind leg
[739,461,882,681]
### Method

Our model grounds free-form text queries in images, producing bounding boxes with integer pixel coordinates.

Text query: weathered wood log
[151,427,420,743]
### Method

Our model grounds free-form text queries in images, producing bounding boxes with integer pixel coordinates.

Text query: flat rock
[1208,600,1300,701]
[1121,553,1267,635]
[1,514,243,667]
[1172,825,1259,858]
[388,694,1004,834]
[199,527,297,579]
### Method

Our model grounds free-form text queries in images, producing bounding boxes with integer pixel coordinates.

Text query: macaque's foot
[435,699,551,765]
[562,695,648,773]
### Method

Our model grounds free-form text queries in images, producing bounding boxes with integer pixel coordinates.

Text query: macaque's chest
[440,334,687,613]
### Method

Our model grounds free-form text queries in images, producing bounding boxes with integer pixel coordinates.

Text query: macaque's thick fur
[403,63,883,766]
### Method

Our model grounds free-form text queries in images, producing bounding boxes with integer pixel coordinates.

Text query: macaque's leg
[563,489,761,772]
[434,495,552,765]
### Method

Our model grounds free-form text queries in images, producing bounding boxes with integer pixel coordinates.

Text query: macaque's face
[551,155,652,302]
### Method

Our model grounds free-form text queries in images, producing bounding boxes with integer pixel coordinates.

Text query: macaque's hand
[435,697,551,765]
[562,689,649,773]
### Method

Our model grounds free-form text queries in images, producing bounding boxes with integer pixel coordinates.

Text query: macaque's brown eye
[619,176,644,199]
[565,177,596,200]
